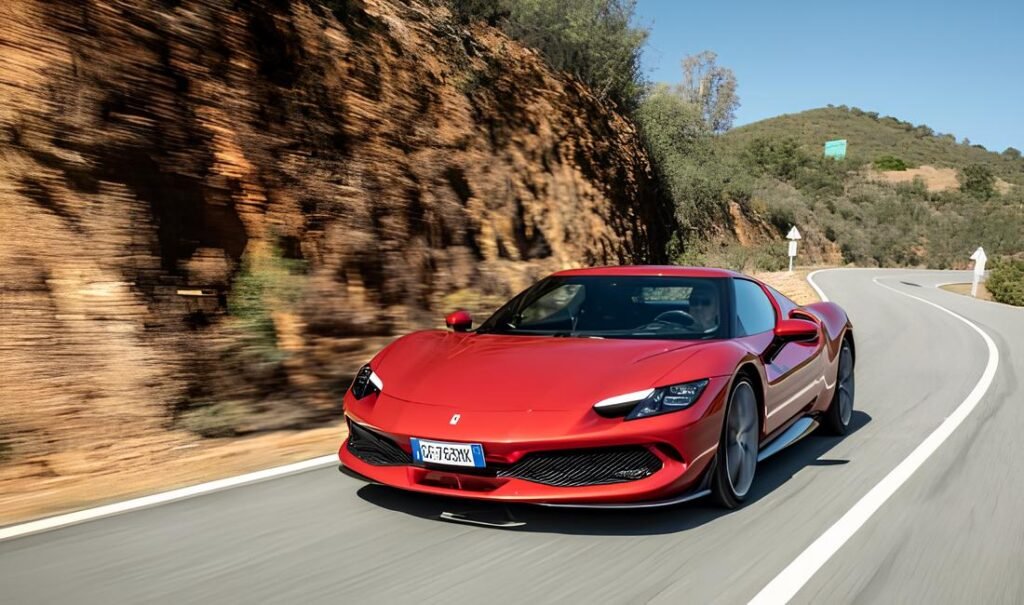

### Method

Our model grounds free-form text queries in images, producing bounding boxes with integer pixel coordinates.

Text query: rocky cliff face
[0,0,669,463]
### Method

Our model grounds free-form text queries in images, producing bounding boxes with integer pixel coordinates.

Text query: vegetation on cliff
[448,0,647,111]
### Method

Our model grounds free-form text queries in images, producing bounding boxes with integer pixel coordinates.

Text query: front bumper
[337,378,729,504]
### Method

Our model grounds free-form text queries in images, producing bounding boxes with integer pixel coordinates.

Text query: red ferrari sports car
[339,266,854,509]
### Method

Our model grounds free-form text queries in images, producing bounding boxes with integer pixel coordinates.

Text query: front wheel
[711,377,759,509]
[823,341,855,435]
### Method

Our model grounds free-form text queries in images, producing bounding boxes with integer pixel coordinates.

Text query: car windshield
[477,275,729,340]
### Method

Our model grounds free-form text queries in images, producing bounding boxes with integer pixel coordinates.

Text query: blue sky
[634,0,1023,152]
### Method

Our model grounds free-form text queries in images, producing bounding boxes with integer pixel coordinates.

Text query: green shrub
[874,155,907,171]
[635,85,733,231]
[762,199,798,235]
[671,241,786,272]
[179,400,251,438]
[793,157,847,197]
[987,259,1024,306]
[227,243,307,355]
[960,164,996,199]
[742,137,807,181]
[453,0,648,111]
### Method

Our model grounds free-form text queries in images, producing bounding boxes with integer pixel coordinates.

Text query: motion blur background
[1,0,1021,522]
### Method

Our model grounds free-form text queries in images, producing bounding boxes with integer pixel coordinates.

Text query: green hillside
[724,106,1024,185]
[637,102,1024,274]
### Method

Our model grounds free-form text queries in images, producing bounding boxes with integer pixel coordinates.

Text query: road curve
[1,269,1021,604]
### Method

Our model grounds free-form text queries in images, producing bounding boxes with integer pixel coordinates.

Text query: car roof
[551,265,747,279]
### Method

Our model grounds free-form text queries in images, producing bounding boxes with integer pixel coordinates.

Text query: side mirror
[445,310,473,332]
[774,318,818,342]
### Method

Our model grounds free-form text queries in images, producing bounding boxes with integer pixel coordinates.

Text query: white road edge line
[0,454,338,542]
[750,270,1000,605]
[806,269,830,302]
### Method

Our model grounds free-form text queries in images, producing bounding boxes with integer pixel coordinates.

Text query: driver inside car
[689,286,719,333]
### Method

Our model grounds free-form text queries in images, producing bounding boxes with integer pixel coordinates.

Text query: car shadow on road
[355,410,871,536]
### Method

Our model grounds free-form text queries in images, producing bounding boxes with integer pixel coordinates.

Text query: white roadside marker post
[970,246,987,297]
[786,226,802,274]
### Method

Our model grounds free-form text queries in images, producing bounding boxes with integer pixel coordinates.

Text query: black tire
[823,340,855,435]
[711,377,759,509]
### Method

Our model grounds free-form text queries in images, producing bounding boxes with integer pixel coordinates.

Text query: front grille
[497,446,662,487]
[346,421,412,466]
[347,422,662,487]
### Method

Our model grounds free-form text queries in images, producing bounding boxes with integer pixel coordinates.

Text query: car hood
[373,331,716,412]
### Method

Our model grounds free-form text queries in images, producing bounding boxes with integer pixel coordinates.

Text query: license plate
[409,438,485,468]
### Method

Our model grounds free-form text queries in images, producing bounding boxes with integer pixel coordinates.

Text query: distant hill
[664,105,1024,272]
[724,107,1024,186]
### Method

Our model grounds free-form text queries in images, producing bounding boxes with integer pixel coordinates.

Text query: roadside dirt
[754,268,822,305]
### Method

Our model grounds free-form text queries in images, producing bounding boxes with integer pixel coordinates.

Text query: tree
[1003,147,1022,159]
[636,84,708,156]
[678,51,739,133]
[960,164,996,199]
[635,85,715,230]
[498,0,648,111]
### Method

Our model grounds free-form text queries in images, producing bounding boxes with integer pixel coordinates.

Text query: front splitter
[338,463,711,510]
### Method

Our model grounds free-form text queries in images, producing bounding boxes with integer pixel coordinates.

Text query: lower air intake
[497,447,662,487]
[347,421,412,466]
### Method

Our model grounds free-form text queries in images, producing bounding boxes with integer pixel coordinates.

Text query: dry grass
[939,282,994,301]
[869,164,1013,194]
[753,268,822,305]
[869,165,959,191]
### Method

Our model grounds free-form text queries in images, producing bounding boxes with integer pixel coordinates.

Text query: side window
[733,279,777,336]
[517,284,583,327]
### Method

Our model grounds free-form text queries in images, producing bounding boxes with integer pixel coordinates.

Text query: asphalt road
[2,269,1021,604]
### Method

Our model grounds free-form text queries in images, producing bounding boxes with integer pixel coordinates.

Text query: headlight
[350,364,383,400]
[593,379,709,420]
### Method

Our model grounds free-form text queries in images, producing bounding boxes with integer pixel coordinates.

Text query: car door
[732,279,823,434]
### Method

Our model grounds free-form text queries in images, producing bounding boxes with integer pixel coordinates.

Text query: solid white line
[0,454,338,542]
[750,273,1000,604]
[805,269,830,302]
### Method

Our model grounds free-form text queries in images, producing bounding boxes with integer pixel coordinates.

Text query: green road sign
[824,139,847,159]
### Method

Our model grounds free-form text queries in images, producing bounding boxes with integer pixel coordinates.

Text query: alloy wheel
[837,345,854,426]
[725,381,758,498]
